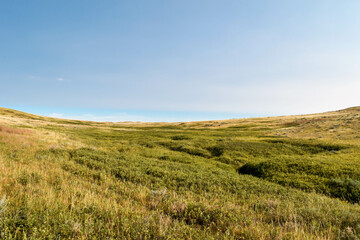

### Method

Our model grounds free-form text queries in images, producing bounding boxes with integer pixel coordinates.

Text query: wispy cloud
[47,112,165,122]
[49,113,64,118]
[57,78,64,81]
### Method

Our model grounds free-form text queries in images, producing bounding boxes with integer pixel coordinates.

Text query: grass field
[0,107,360,239]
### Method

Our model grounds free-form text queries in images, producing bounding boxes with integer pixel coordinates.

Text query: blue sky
[1,1,360,122]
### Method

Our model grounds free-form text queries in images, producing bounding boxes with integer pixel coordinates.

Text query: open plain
[0,107,360,239]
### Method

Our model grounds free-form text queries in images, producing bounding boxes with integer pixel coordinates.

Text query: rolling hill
[0,107,360,239]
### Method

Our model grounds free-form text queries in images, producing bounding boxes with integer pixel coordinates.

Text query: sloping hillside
[0,107,360,239]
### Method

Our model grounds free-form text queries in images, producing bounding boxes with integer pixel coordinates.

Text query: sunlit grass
[0,107,360,239]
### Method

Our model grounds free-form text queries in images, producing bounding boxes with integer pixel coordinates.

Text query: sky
[1,0,360,122]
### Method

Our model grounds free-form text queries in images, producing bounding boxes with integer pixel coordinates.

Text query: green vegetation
[1,107,360,239]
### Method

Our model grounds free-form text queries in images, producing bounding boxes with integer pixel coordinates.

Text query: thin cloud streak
[48,112,183,122]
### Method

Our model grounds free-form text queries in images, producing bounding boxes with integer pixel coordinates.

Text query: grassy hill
[1,107,360,239]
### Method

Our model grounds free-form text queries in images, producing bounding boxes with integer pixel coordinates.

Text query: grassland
[0,107,360,239]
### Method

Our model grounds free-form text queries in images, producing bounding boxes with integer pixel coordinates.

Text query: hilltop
[0,107,360,239]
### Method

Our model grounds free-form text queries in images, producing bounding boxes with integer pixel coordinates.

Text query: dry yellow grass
[0,107,360,239]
